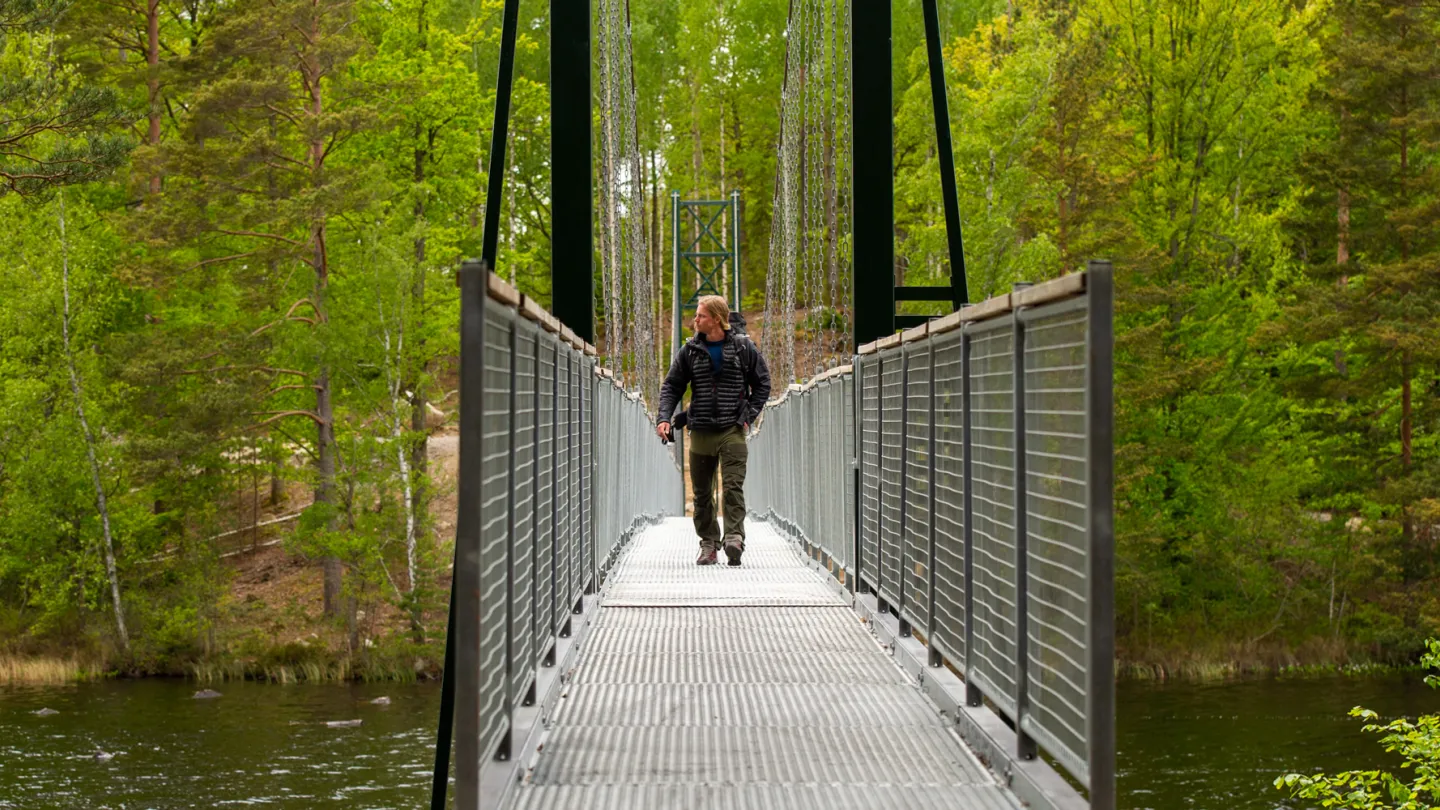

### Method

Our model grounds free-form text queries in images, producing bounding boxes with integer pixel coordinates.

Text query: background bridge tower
[670,191,742,358]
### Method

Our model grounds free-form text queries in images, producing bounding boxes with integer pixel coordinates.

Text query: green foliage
[0,0,1434,678]
[0,14,132,195]
[1276,639,1440,808]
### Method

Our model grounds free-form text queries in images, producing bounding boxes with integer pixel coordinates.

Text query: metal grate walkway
[505,518,1021,809]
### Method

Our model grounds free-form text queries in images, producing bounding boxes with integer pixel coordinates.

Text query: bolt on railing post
[1011,282,1036,762]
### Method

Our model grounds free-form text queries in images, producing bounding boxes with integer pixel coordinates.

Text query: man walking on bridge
[655,296,771,566]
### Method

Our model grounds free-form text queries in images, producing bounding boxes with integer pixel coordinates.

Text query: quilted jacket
[657,330,771,432]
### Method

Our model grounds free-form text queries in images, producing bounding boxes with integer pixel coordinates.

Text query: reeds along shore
[0,655,100,685]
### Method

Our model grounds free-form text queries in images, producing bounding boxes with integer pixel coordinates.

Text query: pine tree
[0,0,132,194]
[147,0,377,618]
[1281,0,1440,612]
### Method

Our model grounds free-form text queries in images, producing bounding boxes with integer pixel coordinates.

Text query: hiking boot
[696,547,718,566]
[722,536,744,567]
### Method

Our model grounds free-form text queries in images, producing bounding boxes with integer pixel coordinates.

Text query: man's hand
[656,422,672,441]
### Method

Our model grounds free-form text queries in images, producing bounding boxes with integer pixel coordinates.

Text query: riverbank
[0,546,449,686]
[0,521,449,686]
[2,600,1416,687]
[0,644,445,686]
[1115,635,1423,681]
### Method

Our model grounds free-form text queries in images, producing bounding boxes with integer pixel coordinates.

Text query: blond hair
[697,295,731,330]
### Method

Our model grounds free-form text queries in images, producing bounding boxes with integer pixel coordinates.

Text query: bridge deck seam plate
[505,518,1020,809]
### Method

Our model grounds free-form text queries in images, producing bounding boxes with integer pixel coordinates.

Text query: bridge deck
[506,518,1021,809]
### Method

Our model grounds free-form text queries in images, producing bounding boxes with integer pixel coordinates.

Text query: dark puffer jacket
[657,330,771,432]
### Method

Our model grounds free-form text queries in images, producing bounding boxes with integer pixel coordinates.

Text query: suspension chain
[760,0,857,386]
[593,0,653,400]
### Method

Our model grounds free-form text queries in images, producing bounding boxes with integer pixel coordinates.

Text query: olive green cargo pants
[688,426,748,551]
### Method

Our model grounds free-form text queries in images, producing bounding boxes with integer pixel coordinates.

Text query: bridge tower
[670,191,743,358]
[852,0,970,344]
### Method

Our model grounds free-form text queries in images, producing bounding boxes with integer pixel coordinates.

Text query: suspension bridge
[431,1,1114,809]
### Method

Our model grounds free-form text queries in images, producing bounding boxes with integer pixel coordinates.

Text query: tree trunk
[409,133,429,641]
[58,194,130,655]
[1401,351,1412,470]
[1336,187,1350,265]
[146,0,161,194]
[269,443,285,505]
[318,361,341,616]
[407,3,431,642]
[303,29,342,617]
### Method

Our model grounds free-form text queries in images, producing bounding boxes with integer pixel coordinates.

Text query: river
[2,674,1436,808]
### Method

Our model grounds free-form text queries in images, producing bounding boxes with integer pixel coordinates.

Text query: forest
[0,0,1435,681]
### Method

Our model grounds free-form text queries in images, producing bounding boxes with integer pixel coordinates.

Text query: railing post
[874,352,886,611]
[854,356,866,594]
[450,259,488,807]
[961,325,980,707]
[496,317,520,763]
[570,354,584,617]
[531,330,545,672]
[588,370,599,595]
[1088,261,1117,810]
[850,356,862,595]
[1012,283,1036,762]
[553,345,568,641]
[926,338,941,668]
[897,345,911,637]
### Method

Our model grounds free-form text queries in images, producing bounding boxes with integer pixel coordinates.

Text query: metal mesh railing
[454,268,683,781]
[878,353,904,604]
[903,340,932,633]
[968,319,1018,717]
[1021,301,1095,783]
[478,300,512,753]
[859,360,880,581]
[745,265,1114,808]
[931,329,966,663]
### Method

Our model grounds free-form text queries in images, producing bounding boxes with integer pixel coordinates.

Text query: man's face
[693,307,718,336]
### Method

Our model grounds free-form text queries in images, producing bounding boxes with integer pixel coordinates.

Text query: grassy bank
[0,654,103,685]
[1,638,445,686]
[4,637,1419,687]
[1115,637,1416,681]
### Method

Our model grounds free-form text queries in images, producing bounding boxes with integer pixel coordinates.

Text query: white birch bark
[58,193,130,654]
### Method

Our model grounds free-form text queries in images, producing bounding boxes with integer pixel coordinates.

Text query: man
[656,296,771,566]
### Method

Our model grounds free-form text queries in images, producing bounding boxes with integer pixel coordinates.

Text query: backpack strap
[730,334,757,374]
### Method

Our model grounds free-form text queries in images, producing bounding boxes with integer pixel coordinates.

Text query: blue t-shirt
[702,337,724,375]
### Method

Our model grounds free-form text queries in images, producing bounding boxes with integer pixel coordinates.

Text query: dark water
[0,680,440,809]
[1,674,1436,808]
[1118,673,1440,809]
